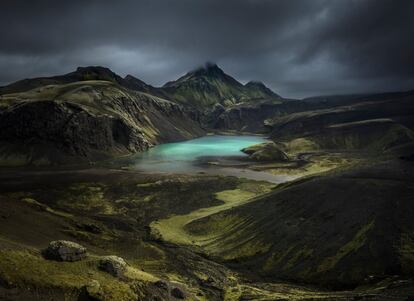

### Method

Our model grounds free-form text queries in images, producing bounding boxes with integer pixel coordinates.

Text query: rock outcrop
[98,255,128,278]
[43,240,87,262]
[242,142,289,162]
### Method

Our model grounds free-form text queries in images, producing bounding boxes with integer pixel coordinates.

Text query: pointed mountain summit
[163,62,242,88]
[162,63,279,108]
[187,62,227,78]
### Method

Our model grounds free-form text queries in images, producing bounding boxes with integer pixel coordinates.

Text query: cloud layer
[1,0,413,98]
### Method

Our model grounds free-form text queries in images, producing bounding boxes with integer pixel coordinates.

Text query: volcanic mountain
[162,63,279,108]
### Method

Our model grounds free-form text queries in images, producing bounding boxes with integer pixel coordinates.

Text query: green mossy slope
[162,63,279,109]
[0,80,204,166]
[184,161,414,288]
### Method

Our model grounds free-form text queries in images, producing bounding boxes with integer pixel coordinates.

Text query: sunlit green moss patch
[150,180,274,247]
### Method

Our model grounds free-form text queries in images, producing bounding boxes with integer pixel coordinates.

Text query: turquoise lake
[132,135,267,173]
[107,134,297,183]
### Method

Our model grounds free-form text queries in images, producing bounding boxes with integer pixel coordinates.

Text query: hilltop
[162,63,279,108]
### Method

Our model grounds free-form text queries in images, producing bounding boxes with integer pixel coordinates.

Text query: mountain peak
[68,66,123,83]
[191,62,224,77]
[162,63,280,107]
[75,66,112,73]
[163,62,231,88]
[69,66,155,93]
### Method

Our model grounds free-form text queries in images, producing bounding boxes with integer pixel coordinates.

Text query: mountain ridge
[162,63,279,108]
[0,63,280,109]
[0,66,158,96]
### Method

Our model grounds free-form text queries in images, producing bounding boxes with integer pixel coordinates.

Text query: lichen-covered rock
[99,255,127,278]
[43,240,87,262]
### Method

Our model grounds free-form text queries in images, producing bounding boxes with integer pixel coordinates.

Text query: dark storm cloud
[0,0,413,98]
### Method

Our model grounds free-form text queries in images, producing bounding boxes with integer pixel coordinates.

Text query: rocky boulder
[149,280,187,300]
[98,255,127,278]
[43,240,87,262]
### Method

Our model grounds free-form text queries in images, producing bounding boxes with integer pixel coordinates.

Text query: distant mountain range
[0,63,280,109]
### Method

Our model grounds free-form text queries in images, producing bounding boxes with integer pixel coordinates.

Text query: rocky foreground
[1,169,414,300]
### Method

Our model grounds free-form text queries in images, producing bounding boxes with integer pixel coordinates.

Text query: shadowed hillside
[184,160,414,288]
[0,80,204,166]
[208,90,414,135]
[263,92,414,157]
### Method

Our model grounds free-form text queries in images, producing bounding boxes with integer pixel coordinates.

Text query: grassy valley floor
[0,157,413,300]
[150,180,275,246]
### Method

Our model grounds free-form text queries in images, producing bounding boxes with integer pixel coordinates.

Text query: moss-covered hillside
[0,80,204,166]
[162,63,280,109]
[183,160,414,289]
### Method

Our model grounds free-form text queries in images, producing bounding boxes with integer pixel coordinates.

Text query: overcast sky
[0,0,413,98]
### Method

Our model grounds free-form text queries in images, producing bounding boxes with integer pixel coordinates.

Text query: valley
[0,64,414,300]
